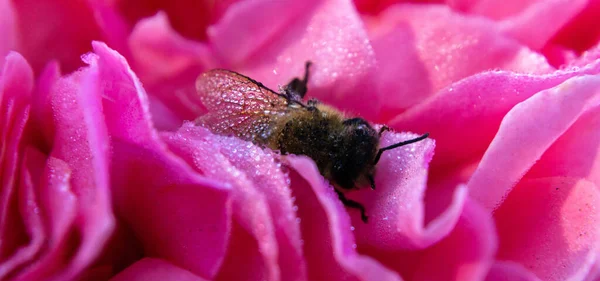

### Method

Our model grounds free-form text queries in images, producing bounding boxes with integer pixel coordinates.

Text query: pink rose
[1,1,600,281]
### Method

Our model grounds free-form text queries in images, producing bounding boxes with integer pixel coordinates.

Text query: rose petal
[550,0,600,53]
[110,141,231,280]
[494,177,600,281]
[12,155,78,280]
[569,42,600,68]
[410,198,497,281]
[110,258,208,281]
[162,123,307,281]
[468,75,600,210]
[90,42,231,279]
[365,4,554,120]
[128,12,213,129]
[161,127,280,281]
[584,259,600,281]
[447,0,587,50]
[43,53,114,279]
[345,132,465,250]
[115,0,235,41]
[0,148,45,279]
[209,0,380,119]
[361,197,496,281]
[525,104,600,188]
[0,52,33,266]
[30,61,60,148]
[390,59,600,172]
[496,0,587,50]
[11,0,103,73]
[0,0,17,68]
[286,156,403,281]
[485,261,543,281]
[129,12,213,83]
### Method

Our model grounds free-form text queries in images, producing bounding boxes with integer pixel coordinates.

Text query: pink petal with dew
[584,259,600,281]
[129,12,213,83]
[468,75,600,211]
[525,105,600,187]
[494,177,600,281]
[568,42,600,68]
[0,148,45,280]
[286,156,403,281]
[0,52,32,269]
[110,141,231,280]
[90,42,231,279]
[364,4,553,120]
[162,123,307,281]
[0,0,17,68]
[359,198,496,281]
[447,0,587,50]
[209,0,380,119]
[485,261,542,281]
[409,198,497,281]
[11,0,103,73]
[128,12,213,129]
[44,55,114,280]
[110,258,209,281]
[161,131,279,281]
[390,59,600,171]
[349,131,465,250]
[496,0,587,50]
[15,155,78,281]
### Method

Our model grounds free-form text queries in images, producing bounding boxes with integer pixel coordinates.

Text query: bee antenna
[373,133,430,165]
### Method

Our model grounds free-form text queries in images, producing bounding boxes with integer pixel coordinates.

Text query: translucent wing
[195,69,290,143]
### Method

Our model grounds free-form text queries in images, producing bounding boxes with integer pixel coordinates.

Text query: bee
[195,62,429,222]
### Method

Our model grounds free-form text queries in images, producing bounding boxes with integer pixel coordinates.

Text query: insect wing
[195,69,289,142]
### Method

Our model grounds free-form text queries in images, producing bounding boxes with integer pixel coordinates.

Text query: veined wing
[195,69,290,143]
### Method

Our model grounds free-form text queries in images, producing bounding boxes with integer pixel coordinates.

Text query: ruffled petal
[161,123,307,281]
[110,258,209,281]
[390,60,600,172]
[468,75,600,210]
[485,261,543,281]
[30,52,115,279]
[286,156,403,281]
[0,0,17,68]
[209,0,380,119]
[90,42,231,279]
[550,0,600,53]
[364,198,497,281]
[0,52,33,278]
[10,0,104,73]
[494,177,600,281]
[13,156,78,280]
[127,12,214,129]
[349,132,466,250]
[365,4,553,120]
[0,148,44,279]
[447,0,587,50]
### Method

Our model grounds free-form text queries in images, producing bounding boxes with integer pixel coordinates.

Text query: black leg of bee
[373,133,430,165]
[368,174,376,190]
[284,61,312,100]
[378,125,390,137]
[335,189,368,223]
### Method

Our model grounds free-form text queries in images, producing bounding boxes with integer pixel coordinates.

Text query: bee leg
[378,125,390,137]
[335,189,368,223]
[284,61,312,100]
[368,174,376,190]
